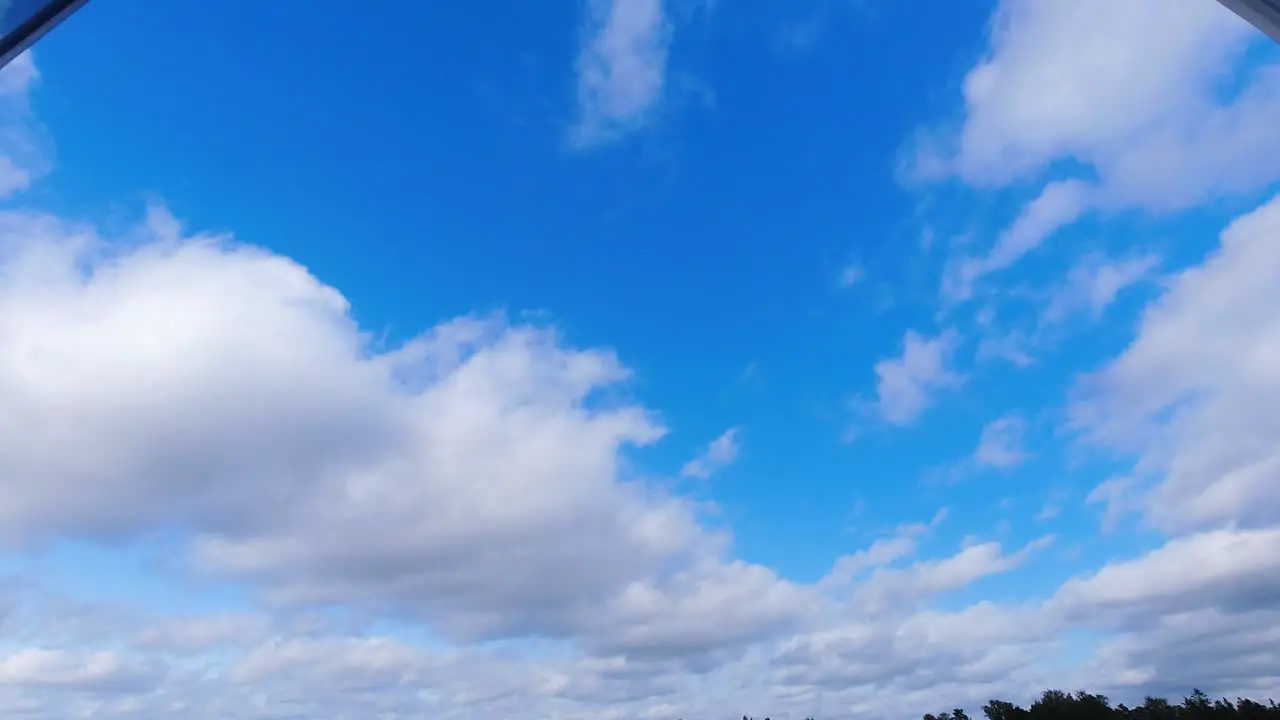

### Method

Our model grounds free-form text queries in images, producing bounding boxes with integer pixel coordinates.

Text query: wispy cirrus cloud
[571,0,672,148]
[680,426,741,479]
[1043,252,1160,324]
[0,51,47,198]
[942,179,1095,303]
[974,415,1028,469]
[838,259,865,289]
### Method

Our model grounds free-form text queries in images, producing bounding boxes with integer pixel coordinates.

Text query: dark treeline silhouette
[723,689,1280,720]
[924,690,1280,720]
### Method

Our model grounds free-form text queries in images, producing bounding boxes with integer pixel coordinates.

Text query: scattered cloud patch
[871,329,961,426]
[976,329,1036,368]
[0,51,47,198]
[1044,253,1161,324]
[974,415,1027,469]
[1085,477,1142,533]
[848,535,1054,615]
[571,0,672,147]
[679,426,742,479]
[942,179,1094,303]
[824,509,948,588]
[775,6,829,56]
[838,260,864,289]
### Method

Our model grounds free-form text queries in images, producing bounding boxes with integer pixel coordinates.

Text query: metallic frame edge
[1218,0,1280,44]
[0,0,92,69]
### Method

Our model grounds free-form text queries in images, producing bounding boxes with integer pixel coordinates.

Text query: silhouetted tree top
[924,689,1280,720]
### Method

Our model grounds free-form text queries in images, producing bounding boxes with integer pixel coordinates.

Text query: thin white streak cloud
[680,426,741,479]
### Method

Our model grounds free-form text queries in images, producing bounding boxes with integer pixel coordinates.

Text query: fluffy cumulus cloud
[921,0,1280,305]
[0,205,822,659]
[0,201,827,715]
[940,0,1280,208]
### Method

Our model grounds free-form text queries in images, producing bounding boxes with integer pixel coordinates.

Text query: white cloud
[974,415,1027,469]
[0,51,37,98]
[134,614,271,654]
[1041,193,1280,702]
[0,648,161,693]
[571,0,672,147]
[1071,193,1280,535]
[2,523,1276,718]
[848,536,1053,616]
[854,0,1280,711]
[768,602,1059,709]
[872,329,961,425]
[984,181,1094,273]
[824,534,919,586]
[838,260,864,289]
[939,0,1280,210]
[0,207,810,662]
[822,509,948,588]
[229,636,428,689]
[679,426,741,479]
[591,559,818,661]
[943,180,1094,302]
[3,20,1280,720]
[0,51,46,198]
[969,252,1157,371]
[1075,607,1280,701]
[1044,253,1160,324]
[1051,528,1280,624]
[976,329,1036,368]
[917,0,1280,314]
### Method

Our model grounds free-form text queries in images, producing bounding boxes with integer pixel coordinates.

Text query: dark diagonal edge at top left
[0,0,91,70]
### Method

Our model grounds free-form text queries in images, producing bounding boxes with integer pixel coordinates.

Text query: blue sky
[1,0,1280,718]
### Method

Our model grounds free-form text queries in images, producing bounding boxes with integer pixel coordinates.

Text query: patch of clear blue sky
[13,0,1240,610]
